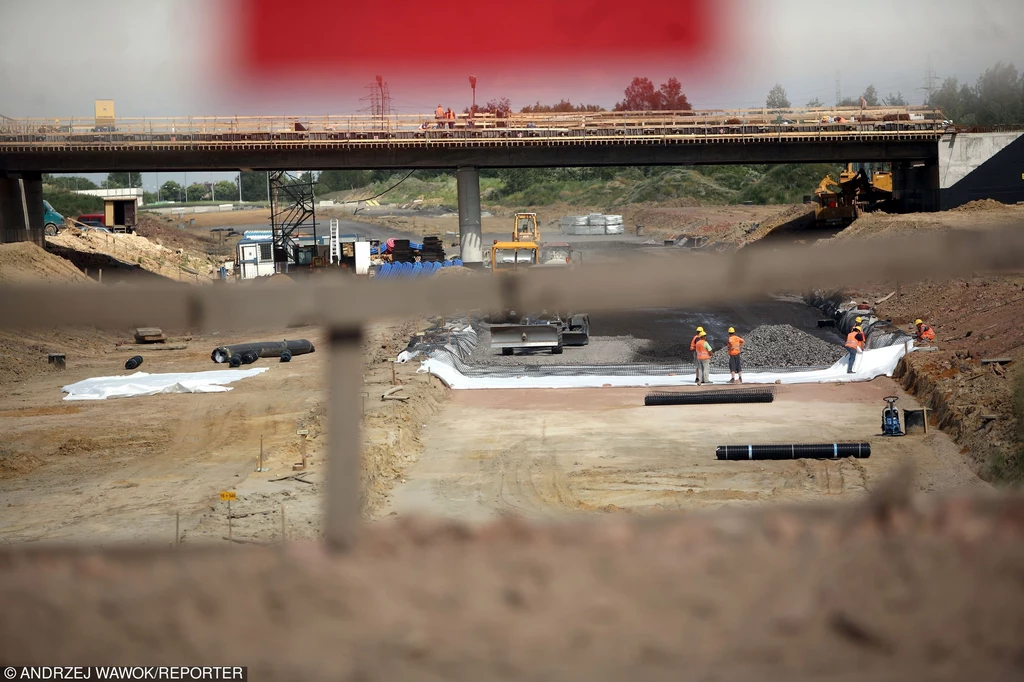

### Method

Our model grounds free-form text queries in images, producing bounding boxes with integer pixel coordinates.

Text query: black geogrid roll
[716,442,871,460]
[644,387,775,406]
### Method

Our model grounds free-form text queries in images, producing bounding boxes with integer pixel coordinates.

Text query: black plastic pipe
[645,387,775,406]
[124,355,143,370]
[211,339,315,364]
[716,443,871,460]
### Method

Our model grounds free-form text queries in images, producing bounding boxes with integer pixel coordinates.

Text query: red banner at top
[232,0,721,78]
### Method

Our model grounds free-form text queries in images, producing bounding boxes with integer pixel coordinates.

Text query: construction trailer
[235,227,371,279]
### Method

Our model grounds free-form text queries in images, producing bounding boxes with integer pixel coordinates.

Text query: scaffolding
[268,170,316,270]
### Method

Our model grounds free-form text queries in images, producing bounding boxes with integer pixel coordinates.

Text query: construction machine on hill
[812,163,893,227]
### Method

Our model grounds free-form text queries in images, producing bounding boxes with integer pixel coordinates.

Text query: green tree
[317,170,371,192]
[214,180,238,200]
[837,96,860,107]
[806,97,824,108]
[239,171,268,202]
[103,172,142,189]
[862,85,879,107]
[520,99,605,113]
[765,83,791,109]
[883,91,907,106]
[974,61,1022,125]
[160,180,184,201]
[186,183,209,202]
[43,175,99,191]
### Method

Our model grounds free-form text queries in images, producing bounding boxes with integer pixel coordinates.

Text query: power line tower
[268,170,316,273]
[360,75,393,133]
[835,71,841,107]
[922,55,940,104]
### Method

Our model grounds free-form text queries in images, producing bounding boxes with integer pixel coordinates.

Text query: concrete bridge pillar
[456,166,483,266]
[0,173,44,246]
[892,161,940,213]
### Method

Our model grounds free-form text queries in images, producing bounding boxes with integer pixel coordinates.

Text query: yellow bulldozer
[813,163,893,227]
[486,213,589,354]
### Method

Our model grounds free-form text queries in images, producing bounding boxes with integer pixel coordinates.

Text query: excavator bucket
[490,323,562,353]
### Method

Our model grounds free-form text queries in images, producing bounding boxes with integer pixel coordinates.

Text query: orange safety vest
[845,331,864,350]
[695,340,712,361]
[918,324,935,341]
[435,106,444,118]
[689,334,701,352]
[727,334,744,356]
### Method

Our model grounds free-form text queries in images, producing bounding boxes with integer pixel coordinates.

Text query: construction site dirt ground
[0,319,439,546]
[382,380,987,522]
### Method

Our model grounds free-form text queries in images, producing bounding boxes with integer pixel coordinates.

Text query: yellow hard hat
[696,326,704,332]
[915,319,923,325]
[855,316,863,323]
[728,327,735,333]
[853,326,862,331]
[699,331,707,337]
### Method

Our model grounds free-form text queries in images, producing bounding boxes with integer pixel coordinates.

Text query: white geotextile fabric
[417,343,912,390]
[62,368,269,401]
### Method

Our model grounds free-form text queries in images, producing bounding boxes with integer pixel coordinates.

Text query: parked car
[43,200,64,235]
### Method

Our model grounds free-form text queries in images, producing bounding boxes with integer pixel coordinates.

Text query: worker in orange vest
[689,326,705,383]
[695,331,713,386]
[726,326,745,384]
[915,318,936,342]
[845,325,865,374]
[446,107,456,129]
[435,104,445,129]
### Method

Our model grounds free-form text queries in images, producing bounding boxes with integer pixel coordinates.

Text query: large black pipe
[645,387,775,406]
[211,340,315,364]
[716,443,871,460]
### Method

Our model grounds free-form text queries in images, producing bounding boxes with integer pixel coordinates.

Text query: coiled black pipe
[645,387,775,406]
[211,340,315,364]
[240,350,260,365]
[124,355,143,370]
[280,350,292,363]
[229,354,242,368]
[716,443,871,460]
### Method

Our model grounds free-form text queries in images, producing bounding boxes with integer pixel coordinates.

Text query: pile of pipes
[560,214,624,235]
[375,259,464,279]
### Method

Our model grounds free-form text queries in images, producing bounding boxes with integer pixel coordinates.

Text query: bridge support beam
[456,166,482,266]
[892,161,940,213]
[0,173,44,247]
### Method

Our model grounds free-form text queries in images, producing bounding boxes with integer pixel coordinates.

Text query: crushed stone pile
[709,324,846,369]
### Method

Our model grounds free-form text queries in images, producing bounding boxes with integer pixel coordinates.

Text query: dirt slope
[47,225,220,282]
[821,205,1024,482]
[0,242,94,284]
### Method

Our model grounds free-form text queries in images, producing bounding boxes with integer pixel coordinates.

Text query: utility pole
[238,171,243,203]
[835,70,841,107]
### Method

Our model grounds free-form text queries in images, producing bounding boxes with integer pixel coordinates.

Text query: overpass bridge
[1,106,949,260]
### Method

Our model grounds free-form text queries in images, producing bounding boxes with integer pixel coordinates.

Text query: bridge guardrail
[0,107,947,148]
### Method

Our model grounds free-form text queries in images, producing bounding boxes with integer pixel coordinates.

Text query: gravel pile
[422,320,844,371]
[709,324,845,369]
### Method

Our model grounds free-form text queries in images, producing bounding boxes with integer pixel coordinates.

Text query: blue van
[43,200,64,235]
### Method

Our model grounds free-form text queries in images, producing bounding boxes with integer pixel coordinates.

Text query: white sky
[2,0,1022,189]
